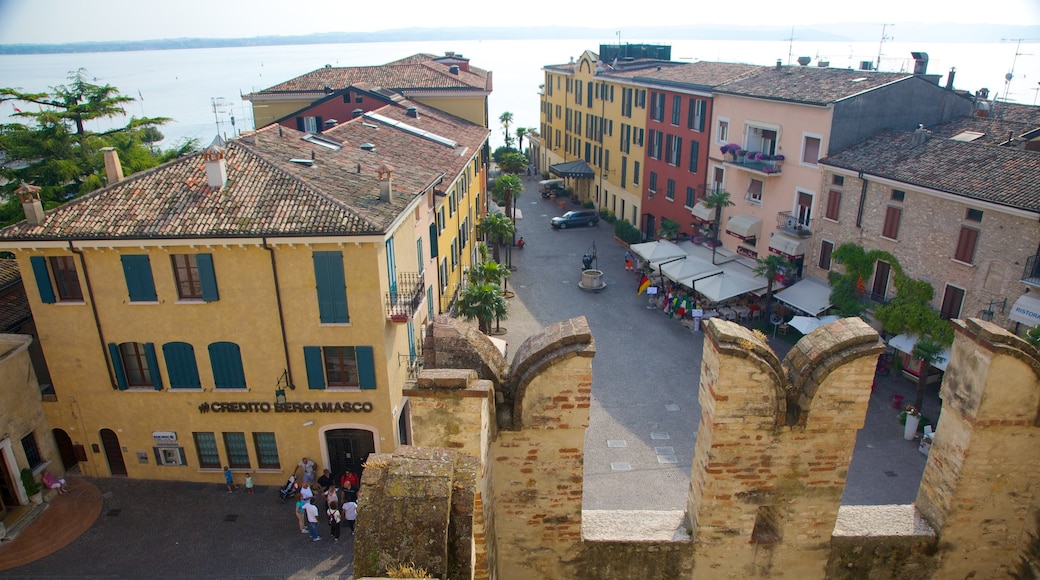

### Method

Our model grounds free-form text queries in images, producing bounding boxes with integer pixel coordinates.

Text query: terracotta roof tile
[0,286,30,332]
[821,129,1040,213]
[929,109,1040,145]
[714,66,915,105]
[0,259,19,288]
[621,61,766,87]
[255,53,490,95]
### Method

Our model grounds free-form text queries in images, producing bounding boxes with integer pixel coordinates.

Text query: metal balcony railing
[723,153,783,176]
[1022,255,1040,287]
[776,212,813,238]
[385,272,425,320]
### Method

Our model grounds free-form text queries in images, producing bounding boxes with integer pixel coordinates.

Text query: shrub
[599,208,617,223]
[614,219,641,244]
[583,200,595,209]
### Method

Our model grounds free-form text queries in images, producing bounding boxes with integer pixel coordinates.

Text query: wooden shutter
[303,346,326,390]
[144,342,164,391]
[296,117,304,131]
[429,223,438,258]
[313,251,349,323]
[163,342,201,389]
[315,116,323,132]
[209,342,246,389]
[882,207,901,239]
[121,255,157,302]
[689,140,699,173]
[196,254,220,302]
[30,256,55,303]
[356,346,376,390]
[108,343,129,390]
[819,241,834,270]
[826,190,841,220]
[954,227,979,264]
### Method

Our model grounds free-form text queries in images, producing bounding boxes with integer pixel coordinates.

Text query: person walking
[244,473,254,494]
[294,456,317,486]
[223,466,236,492]
[303,498,321,541]
[327,500,342,541]
[294,494,308,533]
[624,250,634,272]
[342,498,358,536]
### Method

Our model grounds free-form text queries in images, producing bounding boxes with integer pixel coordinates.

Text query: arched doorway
[324,429,375,485]
[53,428,77,470]
[99,429,127,476]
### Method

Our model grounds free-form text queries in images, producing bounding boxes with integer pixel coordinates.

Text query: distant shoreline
[1,23,1034,55]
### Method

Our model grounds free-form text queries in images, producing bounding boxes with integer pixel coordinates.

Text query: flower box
[390,313,409,323]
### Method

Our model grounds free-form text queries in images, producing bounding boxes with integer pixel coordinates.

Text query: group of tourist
[292,457,359,542]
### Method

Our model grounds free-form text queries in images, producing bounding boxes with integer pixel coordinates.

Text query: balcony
[722,152,783,177]
[776,212,813,238]
[1022,255,1040,287]
[385,272,425,321]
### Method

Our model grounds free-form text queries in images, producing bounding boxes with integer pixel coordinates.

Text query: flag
[637,275,651,295]
[12,104,22,113]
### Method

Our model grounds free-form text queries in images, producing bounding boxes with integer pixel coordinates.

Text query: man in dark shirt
[316,468,334,493]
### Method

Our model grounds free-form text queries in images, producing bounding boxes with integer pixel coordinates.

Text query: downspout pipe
[263,237,295,389]
[856,170,868,228]
[68,241,117,389]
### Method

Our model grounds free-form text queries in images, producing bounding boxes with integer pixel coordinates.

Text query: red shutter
[826,190,841,220]
[883,207,901,239]
[954,227,979,263]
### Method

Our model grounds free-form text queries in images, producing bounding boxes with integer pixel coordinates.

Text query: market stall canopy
[788,315,841,335]
[690,201,715,224]
[725,213,761,241]
[661,256,722,285]
[630,240,686,263]
[774,277,832,316]
[888,333,951,372]
[690,272,767,302]
[768,232,810,260]
[1009,293,1040,326]
[549,160,595,179]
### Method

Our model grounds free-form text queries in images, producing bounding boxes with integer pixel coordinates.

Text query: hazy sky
[1,0,1039,44]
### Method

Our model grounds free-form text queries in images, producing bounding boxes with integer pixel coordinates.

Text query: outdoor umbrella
[691,272,767,303]
[629,240,686,263]
[788,315,841,335]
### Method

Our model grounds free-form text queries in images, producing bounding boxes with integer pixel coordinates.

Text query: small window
[954,227,979,264]
[802,136,821,165]
[671,95,681,125]
[328,346,360,387]
[891,189,905,202]
[940,285,966,320]
[649,172,658,193]
[832,175,844,186]
[666,179,675,201]
[253,432,280,469]
[825,190,841,221]
[746,178,764,205]
[172,254,219,301]
[49,256,83,301]
[686,186,697,208]
[304,345,376,390]
[21,432,43,469]
[819,240,834,270]
[193,432,221,469]
[223,432,250,469]
[882,206,902,239]
[966,208,983,222]
[120,342,154,388]
[717,120,729,143]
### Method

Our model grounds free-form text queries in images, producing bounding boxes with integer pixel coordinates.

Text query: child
[245,473,254,494]
[223,466,236,492]
[342,498,358,536]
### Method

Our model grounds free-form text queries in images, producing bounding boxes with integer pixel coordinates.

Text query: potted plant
[900,405,922,440]
[720,143,742,162]
[20,468,42,505]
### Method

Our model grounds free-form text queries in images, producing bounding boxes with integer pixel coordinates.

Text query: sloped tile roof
[714,67,915,105]
[928,113,1040,145]
[0,259,19,288]
[0,101,489,241]
[255,53,490,95]
[0,287,30,332]
[623,61,766,87]
[821,129,1040,213]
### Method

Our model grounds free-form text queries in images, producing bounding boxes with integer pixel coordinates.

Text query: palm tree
[493,173,523,219]
[911,338,946,415]
[515,127,527,153]
[477,212,515,263]
[468,260,510,289]
[499,111,514,148]
[456,282,507,334]
[703,189,734,264]
[753,254,790,323]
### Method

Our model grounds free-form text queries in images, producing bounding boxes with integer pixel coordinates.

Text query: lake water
[0,38,1035,150]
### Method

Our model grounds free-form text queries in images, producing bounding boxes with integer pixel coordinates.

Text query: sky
[1,0,1039,44]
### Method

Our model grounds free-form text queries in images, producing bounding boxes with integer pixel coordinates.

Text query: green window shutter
[303,346,326,390]
[144,342,164,391]
[313,251,349,323]
[429,224,438,258]
[163,342,201,389]
[196,254,220,302]
[209,342,246,389]
[108,343,129,390]
[30,256,55,303]
[356,345,376,390]
[121,255,157,302]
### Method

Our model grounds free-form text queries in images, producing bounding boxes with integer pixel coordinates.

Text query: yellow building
[244,52,493,130]
[0,100,489,486]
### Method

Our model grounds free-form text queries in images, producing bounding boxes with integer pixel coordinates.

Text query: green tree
[477,212,515,263]
[703,189,734,264]
[457,282,507,334]
[515,127,527,153]
[492,173,523,220]
[753,254,790,322]
[826,243,901,317]
[491,145,519,164]
[469,259,510,295]
[0,69,195,227]
[909,338,947,413]
[499,111,514,148]
[1026,325,1040,349]
[498,152,528,175]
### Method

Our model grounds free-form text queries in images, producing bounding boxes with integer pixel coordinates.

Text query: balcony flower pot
[900,406,921,440]
[390,313,409,323]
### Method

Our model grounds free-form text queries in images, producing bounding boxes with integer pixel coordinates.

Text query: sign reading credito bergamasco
[198,401,374,413]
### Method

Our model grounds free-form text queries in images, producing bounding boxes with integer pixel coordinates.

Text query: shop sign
[152,431,178,446]
[198,401,374,414]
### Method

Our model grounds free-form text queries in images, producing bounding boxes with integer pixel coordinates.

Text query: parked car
[551,210,599,229]
[539,179,566,198]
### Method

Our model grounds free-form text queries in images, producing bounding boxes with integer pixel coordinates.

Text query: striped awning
[725,214,761,241]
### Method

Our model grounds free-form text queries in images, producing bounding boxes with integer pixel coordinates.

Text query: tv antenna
[875,24,894,71]
[787,27,796,66]
[1000,38,1036,106]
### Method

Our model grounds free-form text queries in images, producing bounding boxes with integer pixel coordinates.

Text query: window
[223,432,250,469]
[163,342,201,389]
[688,140,700,173]
[209,342,246,389]
[637,90,646,108]
[172,254,219,301]
[121,255,157,302]
[882,206,902,239]
[21,432,42,469]
[666,179,676,201]
[746,178,764,205]
[417,239,424,274]
[29,255,83,303]
[671,95,681,125]
[439,258,447,291]
[193,432,221,469]
[819,240,834,270]
[313,251,349,323]
[253,432,280,469]
[622,87,633,118]
[966,208,983,222]
[303,345,377,390]
[686,186,697,208]
[689,99,706,132]
[633,161,640,185]
[891,189,905,202]
[429,223,438,258]
[717,119,729,143]
[954,227,979,264]
[826,190,841,221]
[650,92,665,122]
[649,172,658,193]
[667,135,682,166]
[832,175,844,186]
[386,237,397,299]
[574,80,582,105]
[109,341,162,390]
[802,136,822,165]
[296,116,320,134]
[437,207,445,233]
[940,285,965,320]
[621,156,627,188]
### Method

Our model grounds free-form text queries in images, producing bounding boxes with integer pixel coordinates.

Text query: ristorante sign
[198,401,374,414]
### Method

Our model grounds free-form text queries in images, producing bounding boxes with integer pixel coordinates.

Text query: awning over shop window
[773,276,832,316]
[690,201,714,224]
[768,232,810,259]
[888,333,951,372]
[549,160,595,179]
[1010,293,1040,326]
[725,214,761,242]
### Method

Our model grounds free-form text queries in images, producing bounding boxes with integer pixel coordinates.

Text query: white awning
[768,232,810,259]
[660,256,722,285]
[773,276,832,316]
[1010,294,1040,326]
[725,214,762,241]
[692,272,768,302]
[690,201,714,224]
[888,333,950,372]
[629,240,686,263]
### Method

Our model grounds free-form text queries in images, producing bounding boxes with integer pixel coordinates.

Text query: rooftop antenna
[1000,38,1035,107]
[875,23,894,71]
[787,27,796,66]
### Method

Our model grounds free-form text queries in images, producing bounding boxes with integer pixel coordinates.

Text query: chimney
[911,52,929,75]
[945,67,956,90]
[406,106,419,118]
[324,118,338,128]
[797,56,811,66]
[353,108,363,118]
[776,59,782,70]
[378,163,395,203]
[15,183,44,226]
[910,124,932,146]
[101,147,124,184]
[448,65,460,75]
[203,143,228,188]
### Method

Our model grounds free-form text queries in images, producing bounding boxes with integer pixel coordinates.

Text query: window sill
[326,386,362,392]
[55,300,86,305]
[175,299,207,305]
[214,387,249,391]
[127,301,160,305]
[170,387,204,392]
[822,217,839,224]
[950,258,976,268]
[879,236,900,243]
[31,459,53,476]
[126,387,161,392]
[318,322,352,327]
